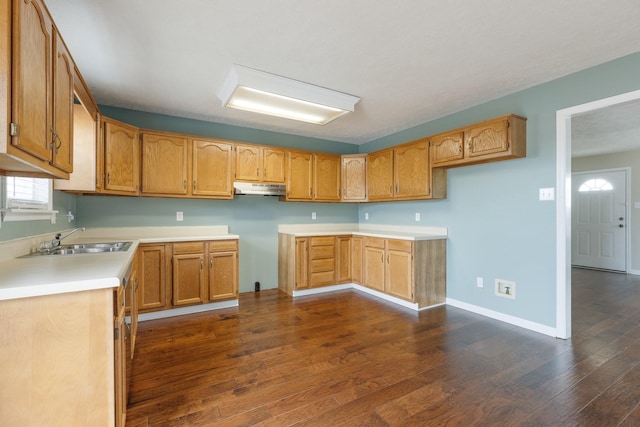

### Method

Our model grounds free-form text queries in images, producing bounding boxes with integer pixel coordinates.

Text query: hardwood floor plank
[125,268,640,426]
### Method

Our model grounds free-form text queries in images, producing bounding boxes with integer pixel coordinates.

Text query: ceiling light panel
[217,65,360,125]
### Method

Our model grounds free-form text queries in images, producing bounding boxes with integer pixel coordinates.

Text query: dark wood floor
[125,269,640,426]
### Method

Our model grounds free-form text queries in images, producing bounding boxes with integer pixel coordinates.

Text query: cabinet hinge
[10,122,18,137]
[114,327,119,340]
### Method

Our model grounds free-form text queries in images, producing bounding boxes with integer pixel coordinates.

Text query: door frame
[571,167,631,272]
[556,89,640,339]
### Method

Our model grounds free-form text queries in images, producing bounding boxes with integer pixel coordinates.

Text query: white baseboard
[446,298,558,337]
[292,283,444,312]
[628,269,640,276]
[136,299,239,322]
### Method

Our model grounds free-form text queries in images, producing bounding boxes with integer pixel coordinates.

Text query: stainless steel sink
[22,241,133,257]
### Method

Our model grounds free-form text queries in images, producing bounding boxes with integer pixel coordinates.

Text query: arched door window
[578,178,613,192]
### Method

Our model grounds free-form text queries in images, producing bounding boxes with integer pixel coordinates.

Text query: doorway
[556,88,640,339]
[571,169,628,272]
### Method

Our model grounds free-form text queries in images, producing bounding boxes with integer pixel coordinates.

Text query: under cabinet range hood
[234,182,286,196]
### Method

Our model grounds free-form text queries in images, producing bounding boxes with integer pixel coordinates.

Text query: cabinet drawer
[310,236,335,246]
[310,244,335,259]
[363,237,385,249]
[310,258,335,273]
[387,239,413,252]
[173,241,205,254]
[310,270,335,286]
[208,240,238,252]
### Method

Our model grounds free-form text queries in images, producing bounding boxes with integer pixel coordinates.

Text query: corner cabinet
[430,114,526,168]
[1,0,77,178]
[341,154,367,202]
[367,139,446,202]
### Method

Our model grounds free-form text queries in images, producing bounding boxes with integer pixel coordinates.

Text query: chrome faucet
[40,227,86,252]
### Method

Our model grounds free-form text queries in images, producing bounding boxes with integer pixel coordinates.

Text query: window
[1,177,57,223]
[578,178,613,192]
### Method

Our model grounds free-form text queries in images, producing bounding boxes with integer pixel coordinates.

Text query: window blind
[6,177,50,210]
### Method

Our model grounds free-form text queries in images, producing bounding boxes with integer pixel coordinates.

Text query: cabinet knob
[619,224,624,228]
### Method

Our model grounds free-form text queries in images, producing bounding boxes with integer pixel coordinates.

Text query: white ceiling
[46,0,640,145]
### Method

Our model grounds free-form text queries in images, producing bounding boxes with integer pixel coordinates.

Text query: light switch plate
[311,212,316,220]
[539,188,555,201]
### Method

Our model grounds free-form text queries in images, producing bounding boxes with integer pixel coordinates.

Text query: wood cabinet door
[11,0,53,162]
[235,144,261,182]
[313,153,341,201]
[364,245,385,291]
[295,238,309,289]
[342,154,367,201]
[430,130,464,166]
[386,242,413,301]
[192,139,233,198]
[351,237,363,284]
[286,151,313,200]
[367,149,394,201]
[138,245,167,311]
[263,148,286,183]
[394,140,430,199]
[208,251,238,301]
[141,132,188,195]
[172,253,205,306]
[50,30,74,173]
[104,119,139,194]
[336,236,351,283]
[465,117,509,159]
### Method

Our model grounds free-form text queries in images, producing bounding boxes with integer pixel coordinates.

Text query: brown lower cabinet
[279,233,446,308]
[138,239,239,313]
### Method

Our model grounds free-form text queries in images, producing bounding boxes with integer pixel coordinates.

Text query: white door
[572,170,627,271]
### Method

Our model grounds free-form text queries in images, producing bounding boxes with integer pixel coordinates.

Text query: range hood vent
[234,182,286,196]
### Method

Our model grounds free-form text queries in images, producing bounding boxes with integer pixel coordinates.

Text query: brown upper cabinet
[102,117,140,195]
[0,0,78,178]
[141,132,189,196]
[341,154,367,202]
[430,114,526,168]
[234,144,286,184]
[313,153,341,201]
[286,150,313,200]
[192,138,234,198]
[367,139,446,202]
[140,131,234,199]
[285,151,341,202]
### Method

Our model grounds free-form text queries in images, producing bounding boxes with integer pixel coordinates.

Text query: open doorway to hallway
[556,89,640,339]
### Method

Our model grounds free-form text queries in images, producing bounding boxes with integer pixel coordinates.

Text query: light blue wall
[76,195,357,293]
[358,52,640,328]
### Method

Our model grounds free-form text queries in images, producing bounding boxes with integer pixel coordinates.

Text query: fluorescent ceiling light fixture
[217,65,360,125]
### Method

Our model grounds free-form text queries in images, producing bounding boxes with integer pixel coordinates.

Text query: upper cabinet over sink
[0,0,89,179]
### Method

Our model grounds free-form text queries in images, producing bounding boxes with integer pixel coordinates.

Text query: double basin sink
[25,241,133,257]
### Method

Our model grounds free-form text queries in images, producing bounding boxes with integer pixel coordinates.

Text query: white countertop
[278,223,448,241]
[0,226,238,301]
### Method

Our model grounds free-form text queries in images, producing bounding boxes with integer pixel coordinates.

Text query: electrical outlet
[311,212,316,220]
[415,212,421,221]
[365,212,369,220]
[495,279,516,299]
[176,211,183,221]
[476,277,483,288]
